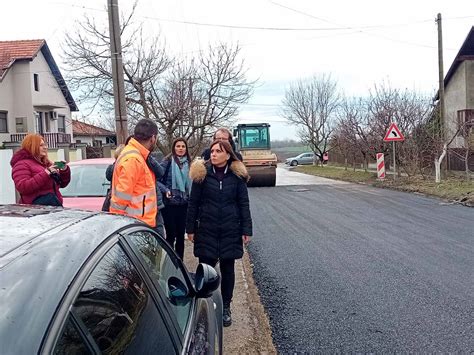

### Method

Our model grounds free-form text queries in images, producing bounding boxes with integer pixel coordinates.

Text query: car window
[61,164,110,197]
[54,316,92,355]
[127,231,192,335]
[67,244,176,354]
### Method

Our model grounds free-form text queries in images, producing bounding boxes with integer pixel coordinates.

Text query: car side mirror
[195,263,220,298]
[168,276,190,305]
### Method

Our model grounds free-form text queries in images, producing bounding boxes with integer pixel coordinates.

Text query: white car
[285,152,315,166]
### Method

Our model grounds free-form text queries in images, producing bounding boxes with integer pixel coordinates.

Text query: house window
[36,112,44,134]
[457,109,474,136]
[0,111,7,133]
[33,73,39,91]
[15,117,27,133]
[44,112,51,132]
[58,115,66,133]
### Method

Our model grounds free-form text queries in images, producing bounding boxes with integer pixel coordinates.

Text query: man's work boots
[223,305,232,327]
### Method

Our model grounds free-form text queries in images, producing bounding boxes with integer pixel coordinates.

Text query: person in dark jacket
[158,138,192,259]
[103,143,125,212]
[10,134,70,206]
[186,140,252,327]
[147,151,166,237]
[201,128,243,161]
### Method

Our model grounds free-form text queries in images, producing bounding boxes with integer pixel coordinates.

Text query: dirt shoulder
[183,240,276,354]
[295,165,474,207]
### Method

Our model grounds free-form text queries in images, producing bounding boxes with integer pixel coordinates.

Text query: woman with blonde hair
[10,134,70,206]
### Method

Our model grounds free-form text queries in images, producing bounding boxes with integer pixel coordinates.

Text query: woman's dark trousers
[199,257,235,307]
[162,204,187,259]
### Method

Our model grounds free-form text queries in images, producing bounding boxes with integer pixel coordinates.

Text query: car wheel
[290,160,298,166]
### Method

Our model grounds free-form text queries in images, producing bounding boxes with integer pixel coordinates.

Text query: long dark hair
[167,137,191,164]
[209,140,240,164]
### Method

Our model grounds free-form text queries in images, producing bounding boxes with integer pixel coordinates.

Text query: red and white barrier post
[376,153,385,180]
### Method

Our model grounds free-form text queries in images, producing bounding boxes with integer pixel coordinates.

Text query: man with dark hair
[110,119,159,227]
[133,119,158,142]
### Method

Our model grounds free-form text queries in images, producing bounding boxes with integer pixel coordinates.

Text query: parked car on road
[61,158,114,211]
[0,204,223,354]
[285,152,315,166]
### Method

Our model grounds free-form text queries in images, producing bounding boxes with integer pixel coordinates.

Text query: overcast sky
[1,0,473,139]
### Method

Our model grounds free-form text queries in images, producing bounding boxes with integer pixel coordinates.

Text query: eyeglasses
[215,136,229,141]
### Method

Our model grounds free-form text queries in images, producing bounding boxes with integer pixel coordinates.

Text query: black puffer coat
[186,159,252,260]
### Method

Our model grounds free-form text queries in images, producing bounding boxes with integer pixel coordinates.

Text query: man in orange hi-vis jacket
[110,119,158,227]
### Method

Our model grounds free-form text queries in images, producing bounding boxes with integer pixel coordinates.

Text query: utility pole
[436,13,445,141]
[108,0,128,144]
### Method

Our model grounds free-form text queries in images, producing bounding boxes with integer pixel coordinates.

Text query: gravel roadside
[183,239,276,354]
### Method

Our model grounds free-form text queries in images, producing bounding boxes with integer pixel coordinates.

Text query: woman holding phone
[10,134,70,206]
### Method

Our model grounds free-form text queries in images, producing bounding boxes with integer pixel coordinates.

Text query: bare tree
[282,74,340,165]
[134,43,254,156]
[62,8,253,156]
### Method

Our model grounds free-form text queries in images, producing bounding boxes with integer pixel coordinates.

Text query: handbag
[101,189,112,212]
[32,179,62,207]
[32,193,62,207]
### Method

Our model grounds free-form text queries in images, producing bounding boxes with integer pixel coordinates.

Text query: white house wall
[445,61,467,148]
[0,61,34,143]
[466,61,474,109]
[73,135,109,146]
[30,51,73,137]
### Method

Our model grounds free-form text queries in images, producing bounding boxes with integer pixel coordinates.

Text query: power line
[49,2,472,34]
[268,0,465,50]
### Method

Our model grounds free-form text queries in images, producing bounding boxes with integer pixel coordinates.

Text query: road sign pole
[392,141,396,181]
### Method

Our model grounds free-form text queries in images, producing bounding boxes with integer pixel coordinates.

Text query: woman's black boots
[223,304,232,327]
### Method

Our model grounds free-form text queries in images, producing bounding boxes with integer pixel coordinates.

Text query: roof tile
[72,120,115,136]
[0,39,45,78]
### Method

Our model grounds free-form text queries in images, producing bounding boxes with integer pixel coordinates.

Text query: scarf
[171,156,191,195]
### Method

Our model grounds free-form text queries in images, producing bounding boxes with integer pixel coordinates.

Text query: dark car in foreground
[0,205,222,354]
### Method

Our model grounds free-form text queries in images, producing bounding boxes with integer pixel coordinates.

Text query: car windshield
[61,164,110,197]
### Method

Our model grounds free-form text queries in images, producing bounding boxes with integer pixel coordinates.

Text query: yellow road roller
[233,123,277,187]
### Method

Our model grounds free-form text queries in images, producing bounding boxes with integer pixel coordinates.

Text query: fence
[447,149,474,172]
[10,132,71,149]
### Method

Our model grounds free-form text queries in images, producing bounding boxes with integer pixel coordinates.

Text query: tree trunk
[435,143,447,183]
[344,157,348,171]
[465,148,471,181]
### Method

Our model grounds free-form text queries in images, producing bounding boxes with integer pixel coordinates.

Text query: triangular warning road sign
[384,123,405,142]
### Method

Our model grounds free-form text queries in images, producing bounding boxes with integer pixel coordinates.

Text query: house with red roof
[72,119,116,147]
[0,39,78,148]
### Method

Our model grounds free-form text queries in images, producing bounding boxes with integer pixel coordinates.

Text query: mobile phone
[54,161,66,169]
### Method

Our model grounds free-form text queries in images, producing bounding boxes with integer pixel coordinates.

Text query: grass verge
[295,165,474,207]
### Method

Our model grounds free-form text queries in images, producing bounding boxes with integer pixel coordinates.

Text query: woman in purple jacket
[10,134,70,206]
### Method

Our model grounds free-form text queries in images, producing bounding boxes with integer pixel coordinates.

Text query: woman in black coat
[186,140,252,327]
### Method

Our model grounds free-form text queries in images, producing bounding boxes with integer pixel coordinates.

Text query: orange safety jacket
[110,138,157,227]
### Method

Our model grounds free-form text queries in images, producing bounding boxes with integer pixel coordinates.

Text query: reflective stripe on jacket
[110,138,157,227]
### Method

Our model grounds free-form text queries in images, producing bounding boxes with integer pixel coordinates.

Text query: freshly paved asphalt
[247,167,474,353]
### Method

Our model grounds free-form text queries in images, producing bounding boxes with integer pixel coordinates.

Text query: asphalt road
[247,167,474,353]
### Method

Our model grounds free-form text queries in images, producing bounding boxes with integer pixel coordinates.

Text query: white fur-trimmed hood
[189,158,249,183]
